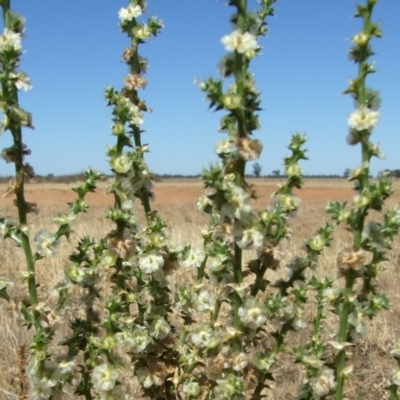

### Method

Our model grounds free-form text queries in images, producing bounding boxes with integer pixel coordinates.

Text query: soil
[1,178,399,209]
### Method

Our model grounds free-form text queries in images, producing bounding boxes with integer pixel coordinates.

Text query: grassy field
[1,178,400,399]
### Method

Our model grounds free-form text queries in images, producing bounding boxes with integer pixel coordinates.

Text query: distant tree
[272,169,280,177]
[253,162,262,177]
[392,169,400,178]
[343,168,351,178]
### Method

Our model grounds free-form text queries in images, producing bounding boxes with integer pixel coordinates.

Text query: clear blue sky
[1,1,399,177]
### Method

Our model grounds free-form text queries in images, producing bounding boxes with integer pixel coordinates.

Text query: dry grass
[0,180,400,399]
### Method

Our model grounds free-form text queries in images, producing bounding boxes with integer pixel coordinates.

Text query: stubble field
[1,178,400,399]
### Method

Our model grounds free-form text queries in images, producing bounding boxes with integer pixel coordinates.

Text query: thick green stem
[128,34,152,219]
[1,3,39,315]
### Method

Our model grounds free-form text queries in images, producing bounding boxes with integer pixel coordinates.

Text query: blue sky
[1,1,399,177]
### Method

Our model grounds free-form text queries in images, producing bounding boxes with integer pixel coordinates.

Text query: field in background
[0,178,400,399]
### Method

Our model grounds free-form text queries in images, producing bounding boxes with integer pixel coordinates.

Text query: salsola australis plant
[1,0,400,399]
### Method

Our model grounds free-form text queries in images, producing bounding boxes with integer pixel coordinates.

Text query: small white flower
[149,316,171,340]
[65,264,86,283]
[238,296,268,329]
[0,28,22,52]
[92,363,118,392]
[214,374,245,399]
[236,226,264,250]
[139,252,164,274]
[31,379,52,399]
[136,367,154,388]
[131,326,153,353]
[348,106,379,131]
[51,212,76,225]
[191,324,219,349]
[215,140,234,155]
[0,276,14,290]
[182,381,200,397]
[10,71,32,91]
[182,248,205,269]
[221,30,258,54]
[392,368,400,386]
[348,307,370,338]
[133,24,151,40]
[311,368,336,397]
[195,290,213,312]
[196,194,212,212]
[118,4,142,23]
[110,154,132,174]
[232,352,248,371]
[128,103,144,126]
[38,360,61,389]
[34,229,60,257]
[99,385,125,400]
[58,359,76,375]
[208,254,228,273]
[221,185,251,219]
[302,355,324,369]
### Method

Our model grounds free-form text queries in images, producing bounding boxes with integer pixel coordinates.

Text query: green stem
[1,3,39,316]
[335,271,355,400]
[132,128,152,216]
[389,385,399,400]
[212,299,222,323]
[128,32,152,219]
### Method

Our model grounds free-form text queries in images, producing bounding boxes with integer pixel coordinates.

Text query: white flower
[139,252,164,274]
[302,355,324,369]
[65,263,86,283]
[236,226,264,250]
[182,248,205,269]
[0,28,22,52]
[238,296,268,329]
[31,380,52,399]
[51,212,76,225]
[392,368,400,386]
[0,276,13,290]
[221,185,251,219]
[182,381,200,397]
[214,374,245,399]
[208,254,228,273]
[133,24,151,40]
[348,307,370,338]
[232,352,248,371]
[99,250,117,269]
[99,385,125,400]
[196,194,212,212]
[149,316,171,339]
[92,363,118,392]
[311,368,336,397]
[191,324,219,349]
[110,154,132,174]
[195,290,213,312]
[10,71,32,91]
[131,326,153,353]
[58,360,76,375]
[37,360,61,389]
[128,103,144,126]
[348,106,379,131]
[215,140,234,155]
[118,4,142,23]
[34,229,60,257]
[136,367,154,388]
[221,30,257,54]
